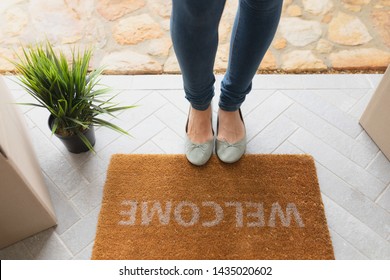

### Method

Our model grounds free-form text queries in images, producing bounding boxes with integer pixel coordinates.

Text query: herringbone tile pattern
[1,74,389,260]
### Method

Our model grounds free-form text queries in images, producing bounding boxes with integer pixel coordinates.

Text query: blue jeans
[170,0,283,111]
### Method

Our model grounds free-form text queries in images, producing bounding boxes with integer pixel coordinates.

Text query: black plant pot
[48,115,96,154]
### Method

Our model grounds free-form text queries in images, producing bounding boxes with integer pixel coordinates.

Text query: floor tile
[131,75,183,89]
[316,162,390,239]
[23,228,72,260]
[329,229,368,260]
[272,140,305,155]
[377,184,390,212]
[30,128,74,184]
[0,241,34,260]
[25,106,51,134]
[160,90,189,114]
[73,242,94,260]
[247,115,298,154]
[152,128,184,154]
[365,74,384,89]
[355,130,379,155]
[252,74,304,89]
[43,175,81,235]
[289,128,386,200]
[99,75,133,90]
[93,126,123,153]
[344,88,371,100]
[132,140,165,154]
[60,207,100,256]
[240,89,276,116]
[71,174,106,217]
[78,155,108,183]
[109,90,149,120]
[285,103,377,168]
[366,152,390,186]
[54,168,90,199]
[301,74,371,89]
[112,90,167,132]
[154,102,187,138]
[322,195,390,259]
[348,89,375,119]
[214,74,224,90]
[57,148,96,170]
[15,93,35,114]
[24,114,36,129]
[245,91,293,141]
[99,115,166,162]
[3,76,23,90]
[311,89,361,112]
[282,89,363,138]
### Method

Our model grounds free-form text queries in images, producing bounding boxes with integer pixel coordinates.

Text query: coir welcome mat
[92,154,334,260]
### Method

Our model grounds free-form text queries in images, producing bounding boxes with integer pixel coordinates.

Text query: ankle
[218,108,242,122]
[190,105,212,122]
[186,105,213,141]
[191,104,211,114]
[217,108,245,141]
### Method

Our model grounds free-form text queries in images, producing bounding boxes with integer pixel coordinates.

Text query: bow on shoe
[189,142,209,152]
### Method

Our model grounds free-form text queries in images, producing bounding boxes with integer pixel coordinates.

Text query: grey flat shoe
[216,108,246,163]
[185,135,214,166]
[184,106,214,166]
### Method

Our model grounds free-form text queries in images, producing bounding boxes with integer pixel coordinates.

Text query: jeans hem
[218,102,241,112]
[190,101,213,111]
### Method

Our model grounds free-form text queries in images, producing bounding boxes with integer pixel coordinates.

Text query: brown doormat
[92,154,334,260]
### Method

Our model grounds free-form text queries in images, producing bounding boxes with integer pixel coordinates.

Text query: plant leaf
[92,117,133,137]
[75,130,95,154]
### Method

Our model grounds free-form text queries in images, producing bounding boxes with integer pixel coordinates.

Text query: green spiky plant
[11,41,136,152]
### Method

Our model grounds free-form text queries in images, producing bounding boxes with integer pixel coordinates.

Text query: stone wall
[0,0,389,74]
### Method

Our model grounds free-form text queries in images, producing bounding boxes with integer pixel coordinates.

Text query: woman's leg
[217,0,283,146]
[170,0,226,111]
[219,0,283,112]
[170,0,226,165]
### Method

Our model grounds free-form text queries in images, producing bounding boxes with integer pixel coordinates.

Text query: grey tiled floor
[1,74,390,260]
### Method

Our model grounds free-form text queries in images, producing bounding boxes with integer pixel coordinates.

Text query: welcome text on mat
[118,200,305,228]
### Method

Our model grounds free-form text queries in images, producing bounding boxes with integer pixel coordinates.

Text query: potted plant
[11,41,136,153]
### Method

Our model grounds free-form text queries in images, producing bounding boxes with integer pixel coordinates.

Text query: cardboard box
[0,76,56,249]
[360,65,390,161]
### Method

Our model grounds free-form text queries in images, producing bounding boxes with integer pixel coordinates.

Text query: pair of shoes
[184,105,214,166]
[215,108,246,163]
